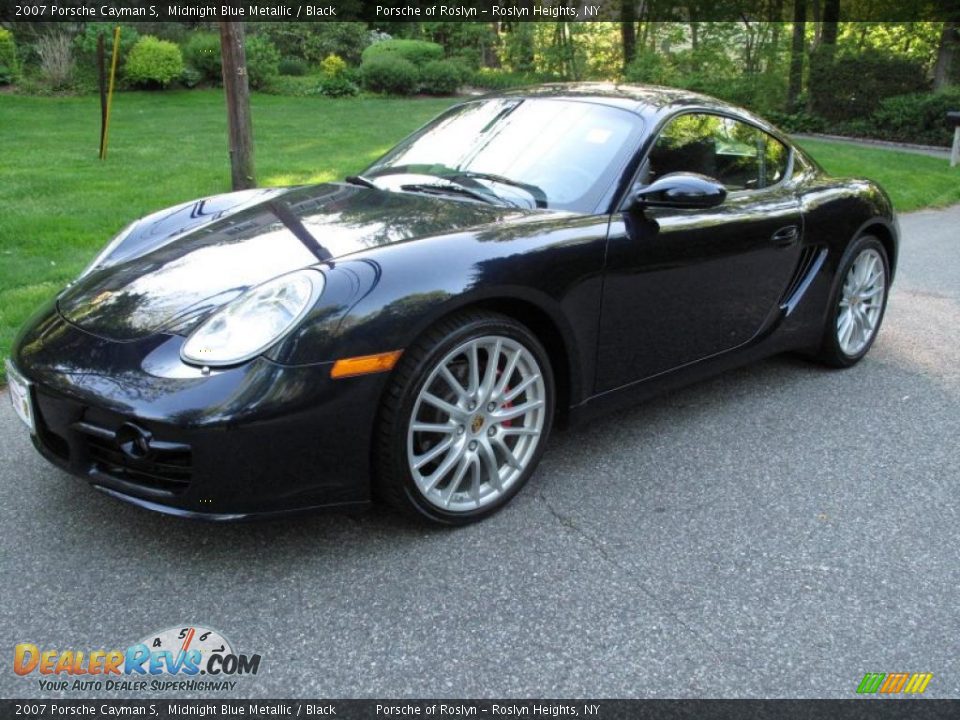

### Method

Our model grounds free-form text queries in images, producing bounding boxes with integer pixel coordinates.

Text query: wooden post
[952,127,960,169]
[219,22,256,190]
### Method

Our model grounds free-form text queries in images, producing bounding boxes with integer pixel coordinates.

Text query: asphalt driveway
[1,205,958,699]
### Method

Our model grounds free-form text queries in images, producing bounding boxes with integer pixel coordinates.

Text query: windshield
[364,98,642,213]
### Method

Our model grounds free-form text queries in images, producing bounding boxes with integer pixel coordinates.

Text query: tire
[375,311,555,525]
[815,234,890,368]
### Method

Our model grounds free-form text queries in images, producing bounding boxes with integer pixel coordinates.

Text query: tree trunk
[933,21,958,90]
[787,0,807,111]
[219,22,256,191]
[621,0,637,70]
[821,0,840,47]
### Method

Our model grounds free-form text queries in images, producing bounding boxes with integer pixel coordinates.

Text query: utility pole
[219,22,256,190]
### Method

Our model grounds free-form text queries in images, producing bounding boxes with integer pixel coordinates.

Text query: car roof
[485,82,783,137]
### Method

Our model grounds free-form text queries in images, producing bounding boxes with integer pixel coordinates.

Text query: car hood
[57,183,534,342]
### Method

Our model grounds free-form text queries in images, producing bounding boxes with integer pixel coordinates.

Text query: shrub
[125,36,184,88]
[766,110,828,134]
[360,56,419,95]
[320,74,359,97]
[319,53,347,78]
[37,34,75,89]
[470,68,543,90]
[278,57,307,76]
[0,28,19,83]
[254,23,371,65]
[182,31,221,82]
[861,89,960,146]
[361,39,443,68]
[808,48,928,122]
[420,60,461,95]
[180,65,202,88]
[73,23,140,71]
[624,50,679,86]
[244,35,280,90]
[262,75,322,96]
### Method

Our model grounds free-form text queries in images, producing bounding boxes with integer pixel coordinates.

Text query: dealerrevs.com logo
[13,625,262,693]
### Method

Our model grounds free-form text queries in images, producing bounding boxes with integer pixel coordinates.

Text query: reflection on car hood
[57,183,535,341]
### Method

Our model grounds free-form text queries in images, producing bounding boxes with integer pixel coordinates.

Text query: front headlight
[181,269,324,367]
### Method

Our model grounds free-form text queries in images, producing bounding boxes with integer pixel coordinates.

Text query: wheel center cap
[470,415,485,434]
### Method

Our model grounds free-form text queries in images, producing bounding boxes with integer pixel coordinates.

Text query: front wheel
[375,311,555,525]
[816,235,890,367]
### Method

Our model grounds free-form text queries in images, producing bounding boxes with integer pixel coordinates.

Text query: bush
[125,36,183,88]
[360,56,419,95]
[278,57,307,76]
[254,23,371,65]
[0,28,19,83]
[766,110,828,134]
[808,48,928,122]
[470,68,543,90]
[319,53,347,78]
[73,24,140,71]
[182,32,221,82]
[362,39,443,68]
[320,74,359,97]
[180,65,202,88]
[624,50,679,86]
[262,75,322,96]
[860,89,960,146]
[244,35,280,90]
[420,60,461,95]
[37,34,75,89]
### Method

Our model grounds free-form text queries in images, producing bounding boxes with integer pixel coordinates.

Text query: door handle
[771,225,800,246]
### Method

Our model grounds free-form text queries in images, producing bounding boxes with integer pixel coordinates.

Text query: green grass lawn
[798,138,960,212]
[0,90,957,383]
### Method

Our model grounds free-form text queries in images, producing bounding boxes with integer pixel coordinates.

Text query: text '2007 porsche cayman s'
[8,84,897,524]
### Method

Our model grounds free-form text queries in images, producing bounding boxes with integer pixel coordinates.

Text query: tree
[788,0,807,111]
[621,0,637,70]
[933,21,958,90]
[219,22,255,190]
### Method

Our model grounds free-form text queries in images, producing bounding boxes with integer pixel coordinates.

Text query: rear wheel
[816,235,889,367]
[375,312,554,525]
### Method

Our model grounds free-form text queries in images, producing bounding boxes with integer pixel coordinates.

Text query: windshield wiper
[399,181,508,206]
[450,171,548,208]
[345,175,379,189]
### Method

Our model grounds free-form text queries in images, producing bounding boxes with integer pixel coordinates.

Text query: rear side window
[648,113,789,191]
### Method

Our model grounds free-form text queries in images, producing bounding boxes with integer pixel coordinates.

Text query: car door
[596,112,803,392]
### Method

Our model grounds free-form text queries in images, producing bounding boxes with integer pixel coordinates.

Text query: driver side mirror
[629,172,727,210]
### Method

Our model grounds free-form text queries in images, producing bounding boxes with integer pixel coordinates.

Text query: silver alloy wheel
[407,335,547,512]
[836,247,886,357]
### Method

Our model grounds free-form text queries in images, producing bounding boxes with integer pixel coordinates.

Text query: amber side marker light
[331,350,403,379]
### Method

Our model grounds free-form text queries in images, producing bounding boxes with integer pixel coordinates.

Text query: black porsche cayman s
[8,84,898,524]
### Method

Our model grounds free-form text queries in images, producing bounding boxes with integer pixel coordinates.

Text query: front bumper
[11,301,385,518]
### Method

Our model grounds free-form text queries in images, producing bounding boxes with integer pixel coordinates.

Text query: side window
[647,113,790,191]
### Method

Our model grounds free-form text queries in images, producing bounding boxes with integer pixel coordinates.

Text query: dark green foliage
[361,56,419,95]
[362,39,443,68]
[72,23,140,70]
[808,48,928,122]
[254,23,371,65]
[278,57,307,76]
[853,89,960,146]
[469,69,553,91]
[180,66,202,89]
[244,35,281,90]
[320,74,360,97]
[419,60,461,95]
[124,36,184,88]
[182,32,221,83]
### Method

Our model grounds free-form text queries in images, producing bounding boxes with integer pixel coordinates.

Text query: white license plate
[5,360,35,434]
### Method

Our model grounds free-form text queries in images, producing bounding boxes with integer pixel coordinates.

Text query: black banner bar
[3,700,960,720]
[1,0,959,23]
